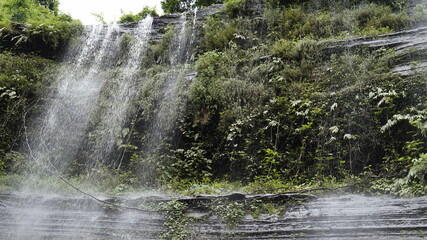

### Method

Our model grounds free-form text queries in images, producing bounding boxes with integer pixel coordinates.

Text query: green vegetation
[117,6,158,24]
[263,3,409,39]
[0,0,83,57]
[0,53,55,174]
[1,0,427,200]
[118,0,427,198]
[0,0,61,23]
[35,0,59,14]
[159,201,190,240]
[0,0,81,175]
[161,0,219,14]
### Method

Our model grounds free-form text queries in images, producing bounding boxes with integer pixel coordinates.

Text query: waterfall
[23,17,153,186]
[142,11,198,156]
[26,24,122,178]
[7,17,155,239]
[4,13,201,238]
[84,17,153,170]
[19,10,201,186]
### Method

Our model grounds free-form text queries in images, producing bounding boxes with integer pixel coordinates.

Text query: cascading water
[142,11,198,156]
[5,23,125,240]
[84,17,153,170]
[2,17,159,239]
[23,17,154,177]
[1,5,427,240]
[25,23,121,179]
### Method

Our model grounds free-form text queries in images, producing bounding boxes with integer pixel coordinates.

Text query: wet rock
[324,27,427,76]
[149,4,224,42]
[176,192,316,209]
[2,193,427,239]
[195,4,224,21]
[228,193,246,201]
[184,72,199,82]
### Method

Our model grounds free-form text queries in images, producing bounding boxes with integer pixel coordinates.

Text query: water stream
[85,17,153,169]
[25,23,122,177]
[142,12,196,155]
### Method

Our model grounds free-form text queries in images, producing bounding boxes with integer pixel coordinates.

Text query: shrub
[148,27,174,64]
[278,6,307,39]
[407,153,427,183]
[265,2,410,40]
[0,53,55,172]
[0,0,83,58]
[0,0,63,23]
[35,0,58,14]
[223,0,252,18]
[23,20,83,57]
[118,32,133,61]
[161,0,219,14]
[412,4,427,26]
[118,14,139,24]
[202,16,236,51]
[189,51,229,119]
[271,39,297,59]
[117,6,158,24]
[351,4,409,31]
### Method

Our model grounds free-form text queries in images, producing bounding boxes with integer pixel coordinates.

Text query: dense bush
[0,52,55,173]
[1,0,61,23]
[149,0,426,185]
[117,6,158,24]
[34,0,58,14]
[223,0,254,18]
[176,42,427,183]
[1,0,426,195]
[201,16,236,51]
[161,0,220,14]
[201,14,263,52]
[264,3,410,40]
[0,0,80,175]
[0,0,82,58]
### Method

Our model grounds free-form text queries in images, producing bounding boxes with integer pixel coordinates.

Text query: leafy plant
[213,202,245,229]
[159,201,190,240]
[117,6,158,24]
[161,0,219,14]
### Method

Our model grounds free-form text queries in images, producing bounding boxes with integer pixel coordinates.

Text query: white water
[26,24,122,177]
[85,17,153,169]
[3,5,427,240]
[2,194,427,239]
[24,17,154,177]
[142,11,198,156]
[15,17,155,238]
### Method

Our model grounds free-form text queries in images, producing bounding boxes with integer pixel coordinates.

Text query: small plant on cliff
[159,200,190,240]
[117,6,158,24]
[213,202,246,229]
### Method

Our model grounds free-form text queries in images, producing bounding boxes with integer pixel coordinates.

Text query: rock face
[324,27,427,76]
[2,193,427,239]
[119,3,427,78]
[151,4,224,42]
[119,4,223,42]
